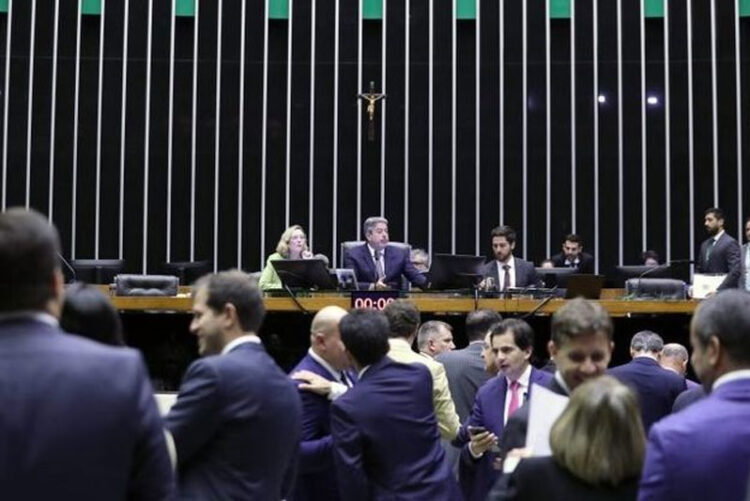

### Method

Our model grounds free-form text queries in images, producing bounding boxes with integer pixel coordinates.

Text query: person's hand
[496,447,531,472]
[469,430,499,456]
[374,279,390,290]
[301,250,313,259]
[291,370,332,395]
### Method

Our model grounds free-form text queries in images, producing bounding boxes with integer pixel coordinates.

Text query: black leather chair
[160,261,212,285]
[70,259,125,285]
[625,278,687,300]
[115,275,179,296]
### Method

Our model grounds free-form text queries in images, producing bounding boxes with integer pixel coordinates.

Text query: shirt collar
[564,256,580,266]
[389,338,412,351]
[358,365,371,379]
[506,363,532,387]
[221,334,261,355]
[712,369,750,390]
[0,311,59,328]
[554,371,571,395]
[307,347,343,380]
[367,244,384,259]
[497,255,515,268]
[713,230,725,243]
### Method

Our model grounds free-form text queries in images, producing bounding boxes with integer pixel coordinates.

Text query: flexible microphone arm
[57,252,77,283]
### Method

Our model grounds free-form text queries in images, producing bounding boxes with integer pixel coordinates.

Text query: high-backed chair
[70,259,125,285]
[160,261,212,285]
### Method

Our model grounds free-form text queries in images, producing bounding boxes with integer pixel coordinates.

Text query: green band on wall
[0,0,7,14]
[645,0,664,18]
[456,0,476,20]
[550,0,571,19]
[363,0,382,20]
[269,0,289,20]
[82,0,102,16]
[176,0,195,17]
[741,0,750,17]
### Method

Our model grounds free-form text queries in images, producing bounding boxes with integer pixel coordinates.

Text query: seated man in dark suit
[165,271,302,500]
[499,298,614,457]
[640,290,750,500]
[696,207,742,290]
[608,331,686,432]
[344,216,427,290]
[0,208,174,500]
[549,233,595,273]
[288,306,350,501]
[331,309,461,500]
[481,225,541,292]
[454,319,553,501]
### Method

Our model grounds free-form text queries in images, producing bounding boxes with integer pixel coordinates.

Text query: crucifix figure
[358,81,386,142]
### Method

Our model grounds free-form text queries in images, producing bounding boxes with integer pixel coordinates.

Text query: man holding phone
[453,319,552,501]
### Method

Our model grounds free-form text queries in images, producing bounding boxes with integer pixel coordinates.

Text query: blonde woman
[258,225,313,290]
[490,376,645,500]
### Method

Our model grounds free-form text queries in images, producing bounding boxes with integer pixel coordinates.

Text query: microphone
[57,252,77,283]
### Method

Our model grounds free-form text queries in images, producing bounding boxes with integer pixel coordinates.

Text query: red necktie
[507,380,520,417]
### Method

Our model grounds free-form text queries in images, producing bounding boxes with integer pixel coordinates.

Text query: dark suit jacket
[166,342,302,501]
[499,376,569,457]
[454,368,553,501]
[489,456,639,501]
[639,377,750,501]
[436,341,491,423]
[344,243,427,290]
[697,232,742,289]
[289,353,342,501]
[550,252,595,274]
[330,357,461,501]
[482,257,542,290]
[608,357,686,432]
[671,385,707,413]
[0,317,174,500]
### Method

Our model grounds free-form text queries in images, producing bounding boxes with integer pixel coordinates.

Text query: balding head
[660,343,689,376]
[310,306,349,370]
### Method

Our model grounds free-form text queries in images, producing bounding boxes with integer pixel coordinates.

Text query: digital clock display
[350,291,400,310]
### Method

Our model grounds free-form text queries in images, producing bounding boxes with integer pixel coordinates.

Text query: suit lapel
[359,244,378,282]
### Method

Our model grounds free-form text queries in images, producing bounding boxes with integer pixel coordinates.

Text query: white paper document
[692,273,726,299]
[524,383,569,456]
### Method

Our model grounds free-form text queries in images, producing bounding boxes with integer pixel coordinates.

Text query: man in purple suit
[288,306,350,501]
[344,217,427,290]
[330,309,461,500]
[454,318,553,501]
[639,290,750,501]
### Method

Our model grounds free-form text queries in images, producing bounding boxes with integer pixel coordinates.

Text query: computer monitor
[614,265,671,287]
[535,267,577,288]
[271,258,337,290]
[428,254,486,290]
[70,259,125,285]
[565,274,606,299]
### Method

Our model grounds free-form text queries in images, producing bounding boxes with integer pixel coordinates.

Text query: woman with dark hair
[60,282,124,346]
[490,376,645,500]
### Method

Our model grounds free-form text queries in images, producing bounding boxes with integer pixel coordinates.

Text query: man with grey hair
[661,342,700,389]
[418,320,456,358]
[344,216,427,290]
[608,330,686,432]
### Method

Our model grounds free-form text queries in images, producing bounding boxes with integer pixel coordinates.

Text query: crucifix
[358,81,386,142]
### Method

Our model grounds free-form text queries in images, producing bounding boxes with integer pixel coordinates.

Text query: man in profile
[330,309,461,500]
[481,225,540,292]
[288,306,350,501]
[0,208,174,499]
[417,320,456,358]
[608,331,686,431]
[549,233,595,273]
[696,207,741,290]
[499,298,614,455]
[344,216,427,290]
[639,290,750,500]
[166,271,301,500]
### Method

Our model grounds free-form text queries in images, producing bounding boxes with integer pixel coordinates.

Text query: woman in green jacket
[258,225,313,290]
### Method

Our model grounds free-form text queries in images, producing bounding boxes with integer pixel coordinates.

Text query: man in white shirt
[480,225,540,292]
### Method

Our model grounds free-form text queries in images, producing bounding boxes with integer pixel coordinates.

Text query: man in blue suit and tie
[166,271,302,500]
[608,331,686,432]
[344,216,427,290]
[639,290,750,501]
[481,225,541,292]
[288,305,351,501]
[696,207,742,290]
[455,318,552,501]
[330,309,461,500]
[0,208,174,499]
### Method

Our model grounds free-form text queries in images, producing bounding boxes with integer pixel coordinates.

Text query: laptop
[564,274,606,299]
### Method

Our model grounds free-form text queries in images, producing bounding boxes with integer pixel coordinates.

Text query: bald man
[289,306,351,501]
[661,343,700,389]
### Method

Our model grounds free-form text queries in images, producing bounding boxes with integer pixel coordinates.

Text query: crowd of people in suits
[3,206,750,500]
[259,206,750,296]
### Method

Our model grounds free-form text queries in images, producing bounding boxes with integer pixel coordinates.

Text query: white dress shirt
[308,347,349,400]
[503,363,532,425]
[496,256,516,290]
[221,334,261,355]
